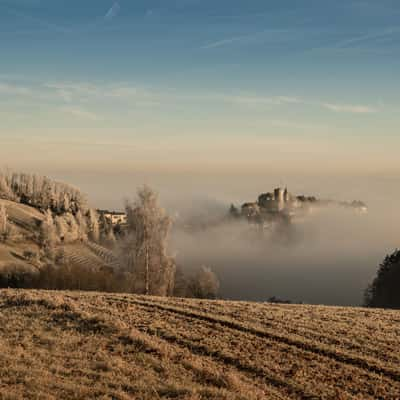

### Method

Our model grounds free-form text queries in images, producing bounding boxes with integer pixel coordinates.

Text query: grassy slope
[0,290,399,400]
[0,199,109,273]
[0,199,44,228]
[0,199,43,272]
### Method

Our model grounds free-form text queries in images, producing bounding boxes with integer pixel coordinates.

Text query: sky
[0,0,400,205]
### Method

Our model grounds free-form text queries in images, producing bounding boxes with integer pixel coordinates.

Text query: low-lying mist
[48,169,400,306]
[170,200,400,306]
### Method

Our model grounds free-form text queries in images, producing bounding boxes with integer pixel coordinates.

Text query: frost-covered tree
[0,176,12,199]
[87,209,100,242]
[65,213,80,242]
[62,193,70,213]
[0,169,88,214]
[0,204,8,241]
[120,186,175,296]
[173,266,190,297]
[55,215,69,242]
[39,210,57,254]
[98,212,116,247]
[75,210,88,241]
[189,266,220,299]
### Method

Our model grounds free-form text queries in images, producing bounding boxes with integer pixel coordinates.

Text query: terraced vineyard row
[0,290,399,399]
[85,242,121,269]
[61,245,110,271]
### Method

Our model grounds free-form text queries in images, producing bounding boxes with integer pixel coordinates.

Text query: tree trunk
[145,244,149,295]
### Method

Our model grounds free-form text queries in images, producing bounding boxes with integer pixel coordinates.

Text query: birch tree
[121,186,175,296]
[0,169,88,214]
[39,209,57,251]
[189,266,220,299]
[0,204,8,241]
[87,209,100,242]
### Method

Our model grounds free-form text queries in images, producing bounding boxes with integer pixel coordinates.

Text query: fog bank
[44,169,400,306]
[171,204,400,306]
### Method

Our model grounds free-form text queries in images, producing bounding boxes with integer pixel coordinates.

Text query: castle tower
[274,188,284,211]
[284,187,290,202]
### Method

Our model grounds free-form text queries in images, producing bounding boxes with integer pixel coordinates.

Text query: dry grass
[0,290,399,399]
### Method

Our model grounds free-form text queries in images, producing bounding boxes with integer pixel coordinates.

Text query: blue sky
[1,0,400,176]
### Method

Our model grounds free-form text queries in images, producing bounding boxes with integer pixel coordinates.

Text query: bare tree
[0,176,12,199]
[173,265,189,297]
[121,186,175,296]
[39,210,57,258]
[0,204,8,241]
[75,210,88,241]
[99,212,116,247]
[87,209,100,242]
[189,266,220,299]
[0,169,88,214]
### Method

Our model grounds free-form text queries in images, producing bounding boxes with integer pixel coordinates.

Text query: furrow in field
[131,304,399,399]
[90,296,400,400]
[156,297,399,365]
[149,297,400,346]
[1,293,279,400]
[119,297,400,383]
[79,299,326,400]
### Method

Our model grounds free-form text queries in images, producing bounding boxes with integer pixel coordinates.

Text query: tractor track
[81,296,389,400]
[111,296,400,384]
[72,299,325,400]
[4,291,399,399]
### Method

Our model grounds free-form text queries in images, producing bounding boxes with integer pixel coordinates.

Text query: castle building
[274,188,285,211]
[284,187,290,202]
[241,202,260,218]
[242,187,297,220]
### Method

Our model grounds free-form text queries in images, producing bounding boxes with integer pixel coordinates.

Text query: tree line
[0,174,219,299]
[364,249,400,309]
[116,185,219,298]
[0,170,88,215]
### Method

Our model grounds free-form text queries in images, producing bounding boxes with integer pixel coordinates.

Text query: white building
[98,210,127,225]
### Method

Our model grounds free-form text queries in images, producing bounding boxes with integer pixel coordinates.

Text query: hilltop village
[230,187,367,226]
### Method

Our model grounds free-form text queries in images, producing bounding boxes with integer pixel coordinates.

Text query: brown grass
[0,290,399,399]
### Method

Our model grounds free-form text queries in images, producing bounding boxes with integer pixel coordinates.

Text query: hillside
[0,199,44,273]
[0,198,116,279]
[0,290,399,399]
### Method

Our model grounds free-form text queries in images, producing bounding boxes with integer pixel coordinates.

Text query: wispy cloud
[0,76,380,117]
[105,2,121,20]
[308,26,400,55]
[225,95,300,106]
[0,83,32,96]
[46,81,160,106]
[220,93,377,114]
[323,103,377,114]
[268,119,328,131]
[2,2,121,36]
[201,29,290,49]
[335,27,400,48]
[201,35,249,49]
[60,107,100,121]
[45,82,99,102]
[4,7,71,34]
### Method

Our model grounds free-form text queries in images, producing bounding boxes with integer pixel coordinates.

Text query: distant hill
[0,289,399,399]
